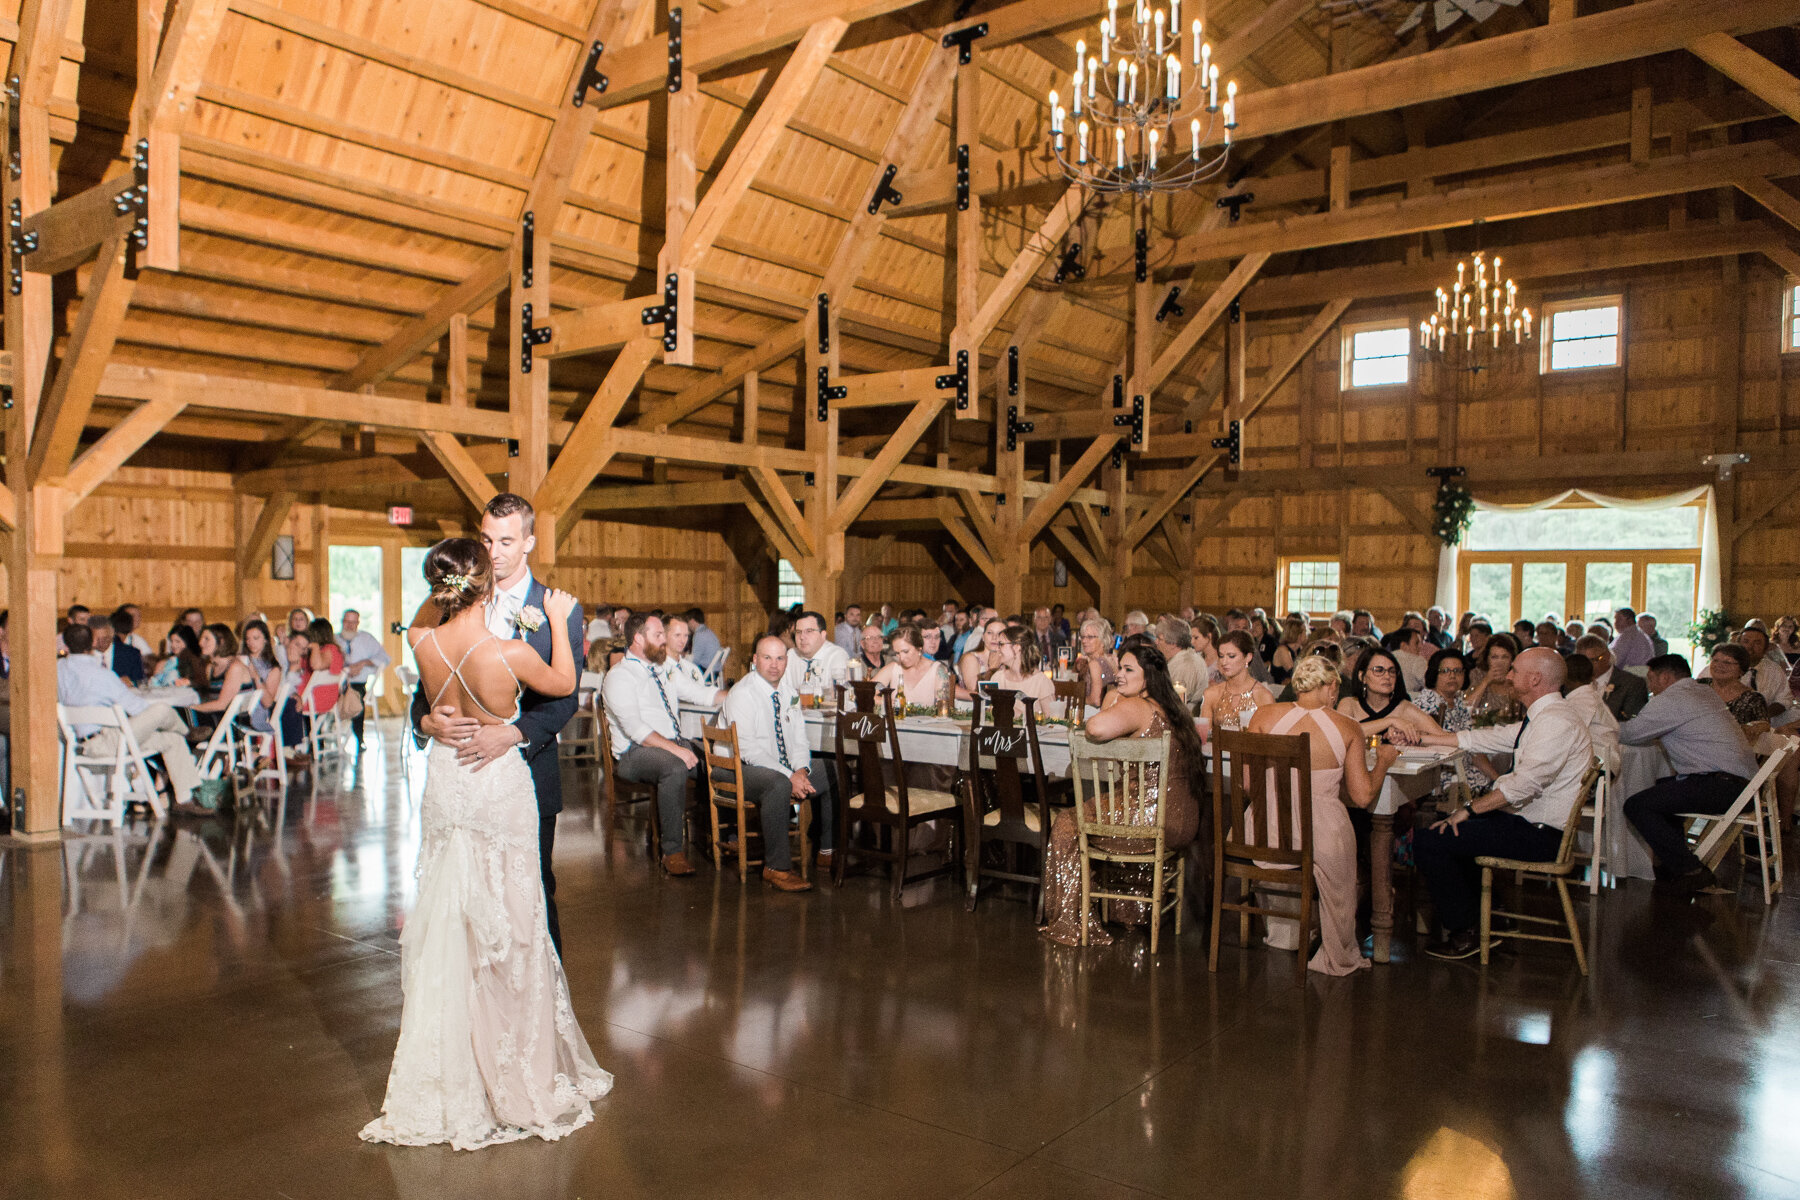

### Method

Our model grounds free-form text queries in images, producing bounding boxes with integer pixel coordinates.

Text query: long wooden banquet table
[678,703,1461,962]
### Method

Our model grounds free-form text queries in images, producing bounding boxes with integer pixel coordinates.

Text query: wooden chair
[1576,758,1611,895]
[1208,728,1314,980]
[963,688,1053,919]
[597,697,661,858]
[1476,760,1604,974]
[58,703,168,825]
[831,686,961,899]
[1678,736,1795,906]
[1069,728,1181,952]
[559,670,605,765]
[1052,678,1087,720]
[701,721,812,883]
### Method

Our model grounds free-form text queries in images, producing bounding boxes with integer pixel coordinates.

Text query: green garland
[1689,608,1733,656]
[1432,479,1477,547]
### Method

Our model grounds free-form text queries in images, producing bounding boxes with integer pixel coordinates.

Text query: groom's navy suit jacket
[411,576,584,817]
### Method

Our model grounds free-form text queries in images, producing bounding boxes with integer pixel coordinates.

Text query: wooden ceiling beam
[1690,32,1800,125]
[57,395,186,504]
[532,336,661,519]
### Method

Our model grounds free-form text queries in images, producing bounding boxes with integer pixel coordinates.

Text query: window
[1541,296,1621,371]
[1341,322,1410,388]
[1280,559,1340,618]
[776,559,805,610]
[1783,279,1800,353]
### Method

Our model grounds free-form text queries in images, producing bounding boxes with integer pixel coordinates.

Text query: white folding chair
[1579,756,1611,895]
[239,675,295,792]
[300,671,346,763]
[393,665,422,784]
[1680,737,1796,905]
[58,703,167,825]
[704,647,730,685]
[195,691,250,781]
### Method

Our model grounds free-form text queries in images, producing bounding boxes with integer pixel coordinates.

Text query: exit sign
[388,506,412,526]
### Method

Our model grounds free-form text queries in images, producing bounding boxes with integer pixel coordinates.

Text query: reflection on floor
[5,718,1800,1199]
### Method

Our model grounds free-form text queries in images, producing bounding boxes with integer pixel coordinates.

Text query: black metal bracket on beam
[1006,345,1018,396]
[1156,286,1184,322]
[1113,393,1144,449]
[1054,242,1084,284]
[941,22,988,64]
[936,349,970,412]
[1005,405,1034,452]
[116,139,149,278]
[666,8,683,92]
[572,40,608,106]
[816,292,832,354]
[1228,298,1241,324]
[868,164,903,215]
[1211,419,1241,465]
[520,210,537,288]
[1216,191,1253,223]
[1,384,12,410]
[1134,228,1147,283]
[955,144,970,211]
[1426,465,1467,481]
[1110,444,1123,469]
[5,77,18,182]
[815,366,845,421]
[803,472,815,486]
[1112,374,1124,408]
[641,272,680,352]
[519,302,552,373]
[507,439,520,457]
[8,197,36,295]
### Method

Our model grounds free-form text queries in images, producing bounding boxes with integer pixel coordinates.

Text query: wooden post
[8,484,66,838]
[381,538,406,708]
[508,212,551,500]
[802,295,841,620]
[951,36,984,414]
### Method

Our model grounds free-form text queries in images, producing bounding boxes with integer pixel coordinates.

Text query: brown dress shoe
[661,851,697,877]
[762,867,813,893]
[814,849,835,870]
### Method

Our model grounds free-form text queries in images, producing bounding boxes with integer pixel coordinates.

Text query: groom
[414,492,584,955]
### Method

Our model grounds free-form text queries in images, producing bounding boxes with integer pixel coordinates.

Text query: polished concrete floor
[5,718,1800,1200]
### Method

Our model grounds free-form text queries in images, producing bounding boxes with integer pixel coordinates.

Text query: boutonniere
[515,605,545,635]
[1604,684,1615,695]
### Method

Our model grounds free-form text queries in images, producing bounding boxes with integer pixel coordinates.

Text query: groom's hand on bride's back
[422,704,479,745]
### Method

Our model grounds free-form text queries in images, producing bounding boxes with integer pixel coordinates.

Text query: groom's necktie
[771,689,792,770]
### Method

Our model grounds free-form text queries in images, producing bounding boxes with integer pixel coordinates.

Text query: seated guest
[92,617,146,684]
[1121,610,1151,638]
[1251,608,1279,663]
[298,618,345,716]
[1153,615,1208,713]
[1773,615,1800,667]
[1426,607,1455,649]
[1071,616,1119,709]
[1535,620,1563,651]
[1246,655,1401,974]
[1224,609,1273,684]
[1192,613,1222,678]
[1465,618,1492,661]
[958,616,1004,696]
[1200,631,1276,739]
[1383,626,1430,696]
[720,636,833,893]
[854,622,889,679]
[189,624,257,733]
[785,610,851,698]
[1699,623,1792,717]
[601,613,725,877]
[1467,632,1522,720]
[57,604,91,654]
[116,605,153,658]
[985,626,1056,712]
[1040,644,1207,947]
[57,624,204,811]
[1339,645,1443,745]
[271,607,312,669]
[1610,605,1654,668]
[919,623,956,667]
[1413,648,1499,791]
[873,624,953,709]
[1572,634,1649,721]
[1620,654,1759,896]
[336,609,390,746]
[152,624,205,688]
[1638,611,1668,658]
[833,603,864,658]
[876,604,899,636]
[252,630,315,764]
[1704,642,1770,738]
[1327,610,1353,641]
[1512,618,1536,645]
[1031,606,1067,665]
[1352,609,1382,639]
[1413,648,1594,958]
[1560,652,1621,775]
[1269,617,1307,685]
[685,607,722,679]
[664,614,707,686]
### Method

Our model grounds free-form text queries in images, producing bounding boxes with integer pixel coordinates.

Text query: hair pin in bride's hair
[441,572,472,590]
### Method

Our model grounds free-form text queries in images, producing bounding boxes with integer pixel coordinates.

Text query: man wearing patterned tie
[722,636,830,892]
[601,611,725,877]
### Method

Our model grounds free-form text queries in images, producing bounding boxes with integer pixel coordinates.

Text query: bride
[360,538,613,1150]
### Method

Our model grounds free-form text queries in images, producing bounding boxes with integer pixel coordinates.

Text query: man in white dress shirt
[336,609,391,747]
[602,612,725,876]
[1385,627,1430,697]
[58,623,203,810]
[833,603,864,659]
[785,610,850,698]
[1413,647,1594,960]
[722,636,832,892]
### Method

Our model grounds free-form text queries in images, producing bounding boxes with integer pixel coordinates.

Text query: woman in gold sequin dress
[1041,645,1208,947]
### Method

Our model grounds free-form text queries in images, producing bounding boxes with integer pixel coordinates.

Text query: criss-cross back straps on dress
[416,628,523,724]
[1271,704,1349,761]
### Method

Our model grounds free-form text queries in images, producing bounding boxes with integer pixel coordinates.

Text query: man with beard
[601,611,725,876]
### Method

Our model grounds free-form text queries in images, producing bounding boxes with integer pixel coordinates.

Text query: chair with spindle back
[1208,727,1315,982]
[1068,728,1181,952]
[702,720,813,883]
[1477,759,1604,973]
[597,696,662,859]
[964,688,1053,919]
[1052,678,1087,720]
[831,686,961,899]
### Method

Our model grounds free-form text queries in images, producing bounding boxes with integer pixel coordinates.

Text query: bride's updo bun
[424,538,494,620]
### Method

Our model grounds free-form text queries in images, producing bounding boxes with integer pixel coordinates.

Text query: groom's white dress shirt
[486,571,534,641]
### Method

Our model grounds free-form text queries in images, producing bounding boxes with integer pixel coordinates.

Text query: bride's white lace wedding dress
[360,632,612,1151]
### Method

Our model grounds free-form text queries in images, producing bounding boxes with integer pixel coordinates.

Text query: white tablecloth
[140,686,201,709]
[680,704,1073,775]
[1608,742,1669,881]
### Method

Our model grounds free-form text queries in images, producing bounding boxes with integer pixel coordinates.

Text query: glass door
[400,546,431,675]
[1467,562,1512,625]
[1521,563,1568,628]
[1582,562,1632,623]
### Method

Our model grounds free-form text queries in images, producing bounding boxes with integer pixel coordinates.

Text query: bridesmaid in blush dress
[1246,653,1400,976]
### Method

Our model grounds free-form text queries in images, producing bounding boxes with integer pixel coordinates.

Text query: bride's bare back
[409,601,575,724]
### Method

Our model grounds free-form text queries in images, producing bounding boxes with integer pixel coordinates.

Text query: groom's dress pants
[617,739,703,856]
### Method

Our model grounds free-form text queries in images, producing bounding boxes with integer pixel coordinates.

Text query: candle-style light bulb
[1088,59,1097,97]
[1073,74,1082,115]
[1171,0,1180,34]
[1167,55,1179,99]
[1050,91,1060,133]
[1076,39,1086,61]
[1079,120,1089,164]
[1148,128,1159,169]
[1100,19,1110,63]
[1192,20,1202,64]
[1190,116,1200,157]
[1208,63,1218,109]
[1115,126,1126,169]
[1154,9,1164,55]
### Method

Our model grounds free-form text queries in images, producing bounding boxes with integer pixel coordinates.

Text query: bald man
[1412,647,1595,960]
[720,636,834,891]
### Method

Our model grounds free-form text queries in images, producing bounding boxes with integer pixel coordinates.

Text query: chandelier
[1420,251,1532,376]
[1045,0,1238,196]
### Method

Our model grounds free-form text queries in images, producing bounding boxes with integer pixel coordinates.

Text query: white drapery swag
[1432,485,1720,617]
